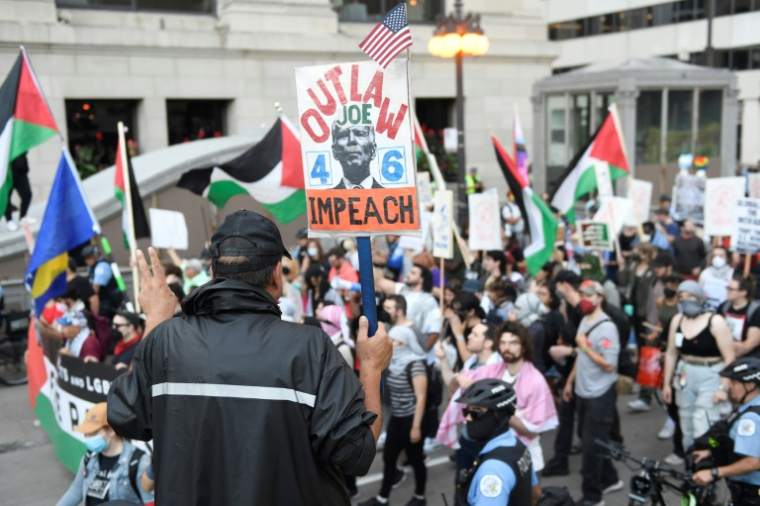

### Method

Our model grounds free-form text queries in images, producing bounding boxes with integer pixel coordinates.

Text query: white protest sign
[594,161,614,200]
[749,173,760,199]
[149,208,188,250]
[417,171,433,209]
[593,196,634,234]
[672,173,705,224]
[443,128,457,153]
[704,177,746,237]
[629,179,652,223]
[433,189,454,259]
[295,60,419,237]
[732,198,760,254]
[468,189,502,251]
[398,211,432,253]
[578,220,613,250]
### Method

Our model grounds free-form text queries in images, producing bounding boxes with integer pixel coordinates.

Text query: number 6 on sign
[380,147,406,184]
[307,152,333,187]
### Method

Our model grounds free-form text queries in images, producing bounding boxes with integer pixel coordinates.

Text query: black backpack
[83,447,145,501]
[537,486,575,506]
[406,360,444,409]
[583,309,638,378]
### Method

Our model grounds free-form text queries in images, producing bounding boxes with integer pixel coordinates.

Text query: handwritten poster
[704,177,745,236]
[433,189,454,259]
[629,179,652,224]
[468,189,501,251]
[732,198,760,254]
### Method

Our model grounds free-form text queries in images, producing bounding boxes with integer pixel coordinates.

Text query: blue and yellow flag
[25,148,100,316]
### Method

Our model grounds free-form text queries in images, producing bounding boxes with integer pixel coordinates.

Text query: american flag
[359,3,413,68]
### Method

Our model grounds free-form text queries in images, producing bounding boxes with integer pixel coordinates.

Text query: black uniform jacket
[107,278,377,505]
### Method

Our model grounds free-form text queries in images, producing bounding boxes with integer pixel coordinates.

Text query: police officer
[692,357,760,505]
[107,210,393,506]
[455,378,539,506]
[81,244,122,320]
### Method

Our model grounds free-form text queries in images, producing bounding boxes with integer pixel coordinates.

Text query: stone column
[615,77,639,195]
[531,90,546,195]
[721,80,740,177]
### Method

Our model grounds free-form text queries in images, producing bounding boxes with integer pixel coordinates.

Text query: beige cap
[73,402,109,434]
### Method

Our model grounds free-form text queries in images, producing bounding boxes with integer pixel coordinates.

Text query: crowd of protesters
[38,185,760,506]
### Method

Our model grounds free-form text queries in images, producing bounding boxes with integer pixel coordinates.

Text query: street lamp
[428,0,489,222]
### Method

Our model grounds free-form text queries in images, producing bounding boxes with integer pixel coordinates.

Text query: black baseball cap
[555,270,581,287]
[209,210,291,274]
[296,228,308,240]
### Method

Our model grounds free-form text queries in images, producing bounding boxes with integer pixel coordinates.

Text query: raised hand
[136,247,177,336]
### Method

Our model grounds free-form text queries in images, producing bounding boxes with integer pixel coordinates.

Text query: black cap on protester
[209,210,291,275]
[660,194,672,202]
[652,252,675,268]
[461,279,484,293]
[555,270,581,287]
[296,228,308,240]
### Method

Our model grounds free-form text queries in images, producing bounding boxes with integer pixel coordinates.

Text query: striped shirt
[386,360,427,417]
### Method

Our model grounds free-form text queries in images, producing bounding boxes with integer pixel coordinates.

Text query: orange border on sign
[307,188,419,232]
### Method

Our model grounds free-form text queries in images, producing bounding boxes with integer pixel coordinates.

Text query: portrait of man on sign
[331,122,385,190]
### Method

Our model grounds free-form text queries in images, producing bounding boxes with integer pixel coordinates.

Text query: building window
[666,90,694,162]
[56,0,214,13]
[636,91,663,165]
[335,0,441,23]
[547,95,567,168]
[65,99,139,180]
[696,89,722,156]
[569,94,591,157]
[734,0,753,13]
[166,100,227,146]
[414,98,457,180]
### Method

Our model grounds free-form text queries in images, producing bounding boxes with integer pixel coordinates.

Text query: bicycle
[595,439,718,506]
[0,311,30,386]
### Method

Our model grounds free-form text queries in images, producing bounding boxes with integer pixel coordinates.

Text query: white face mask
[712,256,727,269]
[307,248,319,258]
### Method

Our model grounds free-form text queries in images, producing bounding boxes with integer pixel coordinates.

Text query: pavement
[0,384,731,505]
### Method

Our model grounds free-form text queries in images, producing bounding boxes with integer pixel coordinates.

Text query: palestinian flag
[550,104,630,222]
[114,135,151,249]
[493,133,557,276]
[0,47,59,216]
[177,115,306,224]
[412,112,447,190]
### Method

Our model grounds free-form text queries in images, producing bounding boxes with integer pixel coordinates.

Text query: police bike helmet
[720,357,760,385]
[81,244,100,259]
[457,378,518,417]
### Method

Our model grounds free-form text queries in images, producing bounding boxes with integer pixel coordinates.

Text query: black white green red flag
[114,136,151,249]
[492,133,557,276]
[0,46,59,217]
[177,115,306,224]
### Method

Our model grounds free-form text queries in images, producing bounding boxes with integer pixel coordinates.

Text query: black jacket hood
[181,278,282,318]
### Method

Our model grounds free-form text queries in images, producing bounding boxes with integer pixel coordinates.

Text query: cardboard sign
[629,179,652,223]
[468,189,502,251]
[672,173,705,224]
[433,189,454,259]
[748,173,760,199]
[578,220,613,250]
[593,196,634,234]
[732,198,760,254]
[417,171,433,209]
[704,177,746,237]
[149,208,188,250]
[295,60,419,235]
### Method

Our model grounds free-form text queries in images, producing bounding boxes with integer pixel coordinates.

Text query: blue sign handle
[357,236,383,393]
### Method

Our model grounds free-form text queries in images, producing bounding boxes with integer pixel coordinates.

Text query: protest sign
[704,177,745,237]
[629,179,652,223]
[149,208,188,250]
[732,198,760,254]
[578,220,613,250]
[593,196,633,234]
[398,211,432,253]
[468,189,502,251]
[672,173,705,224]
[594,162,614,200]
[295,60,419,236]
[749,173,760,199]
[443,128,457,153]
[433,189,454,259]
[26,325,150,473]
[417,171,433,209]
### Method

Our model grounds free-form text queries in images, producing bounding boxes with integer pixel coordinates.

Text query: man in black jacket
[107,210,392,505]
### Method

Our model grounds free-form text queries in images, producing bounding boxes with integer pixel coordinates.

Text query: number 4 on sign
[311,154,329,185]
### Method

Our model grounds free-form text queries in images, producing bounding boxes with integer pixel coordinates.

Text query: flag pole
[117,121,141,312]
[609,104,646,237]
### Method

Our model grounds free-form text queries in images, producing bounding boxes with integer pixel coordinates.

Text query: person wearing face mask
[111,311,143,371]
[662,280,736,453]
[672,219,707,280]
[360,325,428,506]
[509,293,548,373]
[455,379,540,506]
[700,246,734,311]
[56,403,153,506]
[562,280,623,506]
